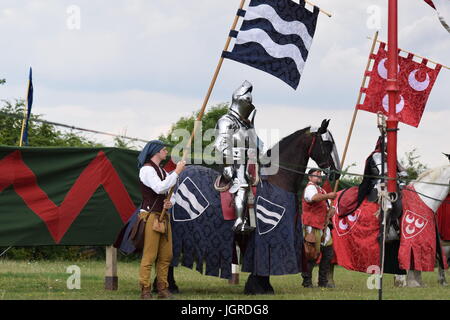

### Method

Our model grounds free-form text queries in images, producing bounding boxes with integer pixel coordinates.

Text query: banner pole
[367,37,450,70]
[333,31,379,192]
[304,0,333,17]
[18,76,30,147]
[159,0,247,219]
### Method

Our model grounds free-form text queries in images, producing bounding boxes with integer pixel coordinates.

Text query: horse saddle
[214,174,231,192]
[335,187,360,217]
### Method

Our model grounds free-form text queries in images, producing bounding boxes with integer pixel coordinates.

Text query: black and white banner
[223,0,319,89]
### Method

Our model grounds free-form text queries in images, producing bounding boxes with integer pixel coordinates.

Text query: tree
[0,99,102,147]
[158,103,229,165]
[400,148,428,181]
[0,76,101,147]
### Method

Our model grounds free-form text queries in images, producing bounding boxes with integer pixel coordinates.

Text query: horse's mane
[414,165,449,184]
[267,127,311,154]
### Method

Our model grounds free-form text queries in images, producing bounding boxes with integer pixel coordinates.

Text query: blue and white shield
[255,196,286,235]
[173,177,210,222]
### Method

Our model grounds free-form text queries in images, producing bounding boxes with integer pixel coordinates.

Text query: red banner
[357,42,442,127]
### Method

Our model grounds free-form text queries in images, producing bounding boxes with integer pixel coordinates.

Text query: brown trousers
[139,212,172,289]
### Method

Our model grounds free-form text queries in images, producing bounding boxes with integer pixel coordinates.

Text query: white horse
[328,165,450,288]
[394,164,450,287]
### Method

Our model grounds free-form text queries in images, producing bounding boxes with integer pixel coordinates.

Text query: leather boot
[140,286,152,300]
[318,246,334,288]
[301,261,315,288]
[157,282,173,299]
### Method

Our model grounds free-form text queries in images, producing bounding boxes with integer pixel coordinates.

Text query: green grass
[0,259,448,300]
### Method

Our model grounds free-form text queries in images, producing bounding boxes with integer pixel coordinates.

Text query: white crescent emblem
[377,58,400,80]
[405,214,415,224]
[348,213,357,222]
[415,219,425,229]
[406,225,416,235]
[377,58,388,79]
[408,69,430,92]
[382,94,405,113]
[339,220,348,230]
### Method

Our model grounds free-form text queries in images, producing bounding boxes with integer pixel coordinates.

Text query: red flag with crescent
[357,42,442,127]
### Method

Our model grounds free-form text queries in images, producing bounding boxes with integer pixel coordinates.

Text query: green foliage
[338,163,362,189]
[158,103,229,164]
[0,100,101,147]
[400,148,428,181]
[113,136,138,150]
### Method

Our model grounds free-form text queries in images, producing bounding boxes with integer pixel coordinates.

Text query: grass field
[0,259,449,300]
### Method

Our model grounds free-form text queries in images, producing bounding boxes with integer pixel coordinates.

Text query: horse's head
[309,119,341,181]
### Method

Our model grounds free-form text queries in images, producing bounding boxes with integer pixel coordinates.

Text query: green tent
[0,146,141,246]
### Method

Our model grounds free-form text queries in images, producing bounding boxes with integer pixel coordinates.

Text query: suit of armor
[214,81,263,233]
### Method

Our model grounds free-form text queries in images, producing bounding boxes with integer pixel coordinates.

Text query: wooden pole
[333,31,379,192]
[105,245,118,290]
[19,74,31,147]
[305,0,333,17]
[159,0,247,220]
[367,37,450,70]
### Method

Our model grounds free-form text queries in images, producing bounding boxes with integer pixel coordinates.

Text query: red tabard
[302,182,328,229]
[399,187,436,271]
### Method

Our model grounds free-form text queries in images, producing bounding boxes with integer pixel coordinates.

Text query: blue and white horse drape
[242,180,302,276]
[171,166,235,279]
[170,165,303,279]
[223,0,319,89]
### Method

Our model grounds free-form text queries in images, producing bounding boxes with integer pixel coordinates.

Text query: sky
[0,0,449,174]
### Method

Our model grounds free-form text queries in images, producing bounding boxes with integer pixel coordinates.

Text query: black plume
[443,153,450,162]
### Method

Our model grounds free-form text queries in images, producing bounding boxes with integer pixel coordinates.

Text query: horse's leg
[394,274,406,287]
[168,266,180,293]
[244,274,264,295]
[406,270,423,288]
[327,264,335,287]
[438,264,447,286]
[260,276,274,294]
[244,274,274,295]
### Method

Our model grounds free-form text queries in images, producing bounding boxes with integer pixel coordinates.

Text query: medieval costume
[137,140,177,299]
[301,169,334,288]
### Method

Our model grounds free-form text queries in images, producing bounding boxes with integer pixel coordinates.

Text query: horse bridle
[308,133,333,170]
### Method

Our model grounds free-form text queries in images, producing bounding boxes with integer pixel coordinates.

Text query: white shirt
[304,183,330,207]
[304,184,319,203]
[139,165,177,205]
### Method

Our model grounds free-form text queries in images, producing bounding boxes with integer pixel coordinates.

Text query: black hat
[308,168,321,176]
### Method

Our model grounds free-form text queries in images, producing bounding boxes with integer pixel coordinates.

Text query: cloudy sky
[0,0,448,173]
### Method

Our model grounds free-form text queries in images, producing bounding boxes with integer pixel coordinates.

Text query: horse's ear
[318,119,329,134]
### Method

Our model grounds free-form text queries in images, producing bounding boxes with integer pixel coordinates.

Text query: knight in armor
[358,136,408,237]
[358,136,408,204]
[214,80,264,234]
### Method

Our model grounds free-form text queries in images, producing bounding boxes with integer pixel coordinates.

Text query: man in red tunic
[301,169,337,288]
